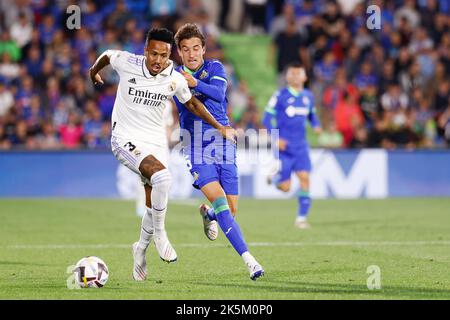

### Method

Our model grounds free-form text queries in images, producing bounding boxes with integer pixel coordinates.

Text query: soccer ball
[73,256,109,288]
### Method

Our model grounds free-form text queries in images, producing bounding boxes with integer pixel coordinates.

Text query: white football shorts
[111,135,169,185]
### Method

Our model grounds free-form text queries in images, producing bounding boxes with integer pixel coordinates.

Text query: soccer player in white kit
[89,28,236,281]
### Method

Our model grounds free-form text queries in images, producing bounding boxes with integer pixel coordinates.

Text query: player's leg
[295,171,311,227]
[187,162,219,241]
[139,155,177,263]
[293,149,313,229]
[201,164,264,280]
[200,189,239,221]
[226,195,238,216]
[132,183,153,281]
[274,152,295,192]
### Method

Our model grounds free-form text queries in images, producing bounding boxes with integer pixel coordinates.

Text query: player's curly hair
[174,23,206,48]
[145,28,174,47]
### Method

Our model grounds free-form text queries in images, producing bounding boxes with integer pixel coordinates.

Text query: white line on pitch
[3,241,450,250]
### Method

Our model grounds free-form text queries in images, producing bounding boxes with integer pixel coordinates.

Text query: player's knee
[139,157,165,181]
[150,169,171,192]
[277,183,291,192]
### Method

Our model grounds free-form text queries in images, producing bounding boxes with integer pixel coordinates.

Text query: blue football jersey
[173,60,234,163]
[263,87,320,151]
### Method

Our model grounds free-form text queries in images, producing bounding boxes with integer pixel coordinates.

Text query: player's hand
[277,138,287,151]
[89,68,104,85]
[180,70,197,88]
[219,125,237,144]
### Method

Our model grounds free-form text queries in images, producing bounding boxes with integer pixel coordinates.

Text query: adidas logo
[128,78,136,84]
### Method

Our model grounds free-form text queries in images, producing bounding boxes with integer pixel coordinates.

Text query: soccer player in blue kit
[173,23,264,280]
[263,63,322,229]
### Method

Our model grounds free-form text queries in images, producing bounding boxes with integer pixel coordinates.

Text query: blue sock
[212,197,248,255]
[206,207,216,221]
[298,190,311,218]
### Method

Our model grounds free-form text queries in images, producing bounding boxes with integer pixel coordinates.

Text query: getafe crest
[199,70,208,80]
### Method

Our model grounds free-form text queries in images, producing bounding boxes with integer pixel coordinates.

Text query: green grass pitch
[1,198,450,300]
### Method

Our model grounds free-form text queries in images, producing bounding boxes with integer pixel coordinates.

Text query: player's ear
[202,46,206,55]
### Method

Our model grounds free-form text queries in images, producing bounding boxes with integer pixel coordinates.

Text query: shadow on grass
[191,280,450,299]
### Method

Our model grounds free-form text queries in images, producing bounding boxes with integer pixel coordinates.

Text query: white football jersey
[108,50,192,145]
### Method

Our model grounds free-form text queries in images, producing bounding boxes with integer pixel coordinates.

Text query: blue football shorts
[276,148,311,183]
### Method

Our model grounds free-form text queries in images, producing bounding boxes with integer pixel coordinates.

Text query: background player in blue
[263,62,322,229]
[173,23,264,280]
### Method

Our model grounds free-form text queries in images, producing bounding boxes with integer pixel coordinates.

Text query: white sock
[241,251,254,265]
[138,207,154,251]
[150,169,171,237]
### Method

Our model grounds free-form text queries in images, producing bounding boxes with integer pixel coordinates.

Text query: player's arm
[262,91,287,151]
[307,94,322,134]
[89,50,116,85]
[184,96,237,143]
[180,63,227,102]
[262,91,279,132]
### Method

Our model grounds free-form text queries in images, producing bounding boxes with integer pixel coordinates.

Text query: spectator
[83,107,103,149]
[0,52,20,82]
[438,105,450,146]
[269,2,297,38]
[318,120,343,148]
[243,0,267,34]
[38,14,57,46]
[0,31,21,62]
[334,90,365,147]
[381,82,409,112]
[349,125,368,148]
[106,0,133,30]
[36,121,61,150]
[9,12,33,48]
[60,112,83,149]
[354,61,378,91]
[0,81,14,118]
[0,124,12,150]
[272,18,306,74]
[400,60,426,94]
[394,0,421,29]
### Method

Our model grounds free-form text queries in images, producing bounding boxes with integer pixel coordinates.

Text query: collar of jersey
[287,86,303,97]
[182,63,204,76]
[142,59,174,79]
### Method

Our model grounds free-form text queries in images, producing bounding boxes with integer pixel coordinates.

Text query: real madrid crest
[169,81,176,92]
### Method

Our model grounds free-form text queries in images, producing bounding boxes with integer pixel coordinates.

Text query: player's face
[145,40,171,75]
[286,67,307,87]
[178,37,206,71]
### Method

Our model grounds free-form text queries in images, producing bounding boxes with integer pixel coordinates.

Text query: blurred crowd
[0,0,449,150]
[266,0,449,148]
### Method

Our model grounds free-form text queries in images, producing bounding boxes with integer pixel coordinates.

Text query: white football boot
[246,258,265,281]
[294,216,311,229]
[153,232,177,263]
[199,204,218,241]
[242,252,264,281]
[132,242,147,281]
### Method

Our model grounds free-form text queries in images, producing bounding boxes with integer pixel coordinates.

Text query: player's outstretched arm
[89,51,113,85]
[185,96,237,143]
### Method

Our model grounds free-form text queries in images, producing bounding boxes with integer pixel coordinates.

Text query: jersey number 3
[124,142,136,152]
